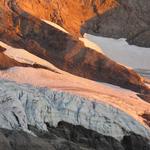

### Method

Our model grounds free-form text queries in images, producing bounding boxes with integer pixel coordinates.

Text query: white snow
[0,66,150,130]
[0,41,63,73]
[83,33,150,70]
[43,20,69,34]
[79,37,102,53]
[0,79,150,140]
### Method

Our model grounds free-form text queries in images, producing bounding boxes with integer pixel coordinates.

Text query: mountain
[0,0,149,95]
[16,0,150,47]
[0,79,150,150]
[0,0,150,149]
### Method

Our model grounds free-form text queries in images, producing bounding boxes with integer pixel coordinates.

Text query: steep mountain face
[15,0,150,47]
[0,0,149,97]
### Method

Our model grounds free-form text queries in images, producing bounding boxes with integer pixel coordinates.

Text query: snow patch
[43,20,69,34]
[79,37,102,53]
[0,41,62,73]
[84,34,150,70]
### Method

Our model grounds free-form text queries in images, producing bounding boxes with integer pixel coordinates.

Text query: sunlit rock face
[15,0,150,47]
[15,0,117,36]
[0,79,150,141]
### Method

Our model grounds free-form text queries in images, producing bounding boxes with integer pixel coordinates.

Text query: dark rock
[0,121,150,150]
[122,133,150,150]
[140,112,150,127]
[138,94,150,103]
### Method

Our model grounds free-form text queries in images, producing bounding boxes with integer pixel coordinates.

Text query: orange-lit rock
[15,0,150,47]
[15,0,118,36]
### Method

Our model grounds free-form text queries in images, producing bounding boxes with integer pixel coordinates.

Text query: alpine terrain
[0,0,150,149]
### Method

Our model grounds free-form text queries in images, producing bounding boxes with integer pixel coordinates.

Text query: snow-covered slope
[0,20,149,142]
[0,38,149,129]
[0,79,150,141]
[0,67,150,129]
[0,41,62,73]
[0,22,149,129]
[84,34,150,70]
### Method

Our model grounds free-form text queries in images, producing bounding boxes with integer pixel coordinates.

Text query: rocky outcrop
[15,0,150,47]
[0,122,150,150]
[0,79,150,141]
[0,0,149,96]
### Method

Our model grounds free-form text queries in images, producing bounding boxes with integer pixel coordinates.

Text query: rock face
[0,122,150,150]
[0,79,150,141]
[15,0,150,47]
[0,0,149,96]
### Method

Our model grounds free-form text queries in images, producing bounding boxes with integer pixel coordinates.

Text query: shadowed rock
[0,122,150,150]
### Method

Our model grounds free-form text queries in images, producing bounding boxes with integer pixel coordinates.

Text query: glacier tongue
[0,79,150,141]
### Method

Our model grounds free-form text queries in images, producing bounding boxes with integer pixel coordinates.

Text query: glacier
[0,79,150,141]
